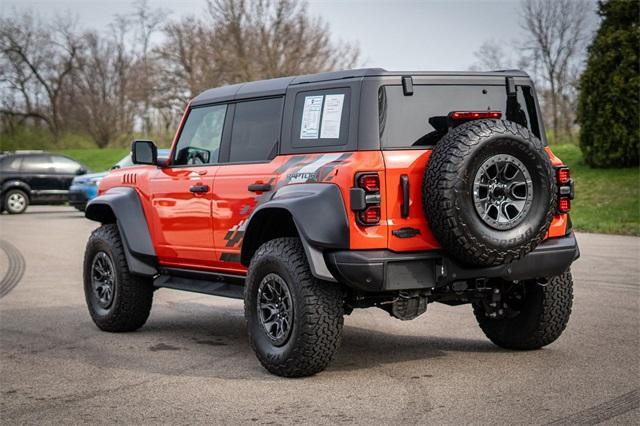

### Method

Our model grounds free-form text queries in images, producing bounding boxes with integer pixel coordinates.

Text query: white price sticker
[300,95,323,139]
[320,94,345,139]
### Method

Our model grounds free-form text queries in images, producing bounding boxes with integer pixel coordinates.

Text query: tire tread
[84,224,153,332]
[245,237,343,377]
[473,270,573,349]
[423,119,556,266]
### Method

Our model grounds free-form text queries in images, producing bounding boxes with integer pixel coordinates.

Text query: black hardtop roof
[190,68,529,106]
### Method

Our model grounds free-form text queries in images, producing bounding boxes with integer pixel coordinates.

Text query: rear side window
[173,104,227,166]
[21,155,52,173]
[291,88,350,148]
[0,156,22,172]
[228,97,283,163]
[50,156,83,174]
[379,85,541,149]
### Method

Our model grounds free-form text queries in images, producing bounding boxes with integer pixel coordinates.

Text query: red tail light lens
[358,174,380,192]
[559,197,571,213]
[557,167,570,184]
[354,172,381,226]
[449,111,502,120]
[359,206,381,225]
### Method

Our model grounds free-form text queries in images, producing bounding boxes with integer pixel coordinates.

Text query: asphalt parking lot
[0,205,638,424]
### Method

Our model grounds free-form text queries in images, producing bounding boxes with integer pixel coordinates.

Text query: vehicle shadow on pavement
[1,301,504,379]
[332,326,502,372]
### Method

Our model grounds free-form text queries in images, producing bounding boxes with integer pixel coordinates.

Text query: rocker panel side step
[154,267,246,299]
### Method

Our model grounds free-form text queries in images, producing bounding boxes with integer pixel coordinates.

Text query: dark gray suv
[0,152,88,214]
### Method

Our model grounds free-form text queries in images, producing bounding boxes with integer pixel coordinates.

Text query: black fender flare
[85,187,157,276]
[241,183,349,282]
[2,180,31,197]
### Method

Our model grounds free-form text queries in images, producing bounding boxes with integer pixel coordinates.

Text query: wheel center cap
[492,185,506,197]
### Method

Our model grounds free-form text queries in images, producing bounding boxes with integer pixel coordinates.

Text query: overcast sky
[1,0,598,71]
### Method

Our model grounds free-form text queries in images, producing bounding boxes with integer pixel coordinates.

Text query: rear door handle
[189,184,209,193]
[248,183,272,192]
[400,174,410,218]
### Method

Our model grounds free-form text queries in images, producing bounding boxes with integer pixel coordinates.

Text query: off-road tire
[473,270,573,349]
[83,224,153,332]
[424,119,556,266]
[245,237,344,377]
[4,189,29,214]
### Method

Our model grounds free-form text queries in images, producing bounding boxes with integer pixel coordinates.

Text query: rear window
[379,84,541,149]
[291,88,350,148]
[228,97,283,163]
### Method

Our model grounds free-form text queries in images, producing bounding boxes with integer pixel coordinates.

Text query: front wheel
[473,270,573,349]
[83,224,154,332]
[245,238,344,377]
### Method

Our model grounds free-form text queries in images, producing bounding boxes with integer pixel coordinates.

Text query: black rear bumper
[325,232,579,292]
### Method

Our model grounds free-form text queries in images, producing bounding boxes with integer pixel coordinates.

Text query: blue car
[68,150,169,211]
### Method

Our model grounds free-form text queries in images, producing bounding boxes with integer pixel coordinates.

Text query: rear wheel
[473,270,573,349]
[245,237,344,377]
[83,224,153,332]
[4,189,29,214]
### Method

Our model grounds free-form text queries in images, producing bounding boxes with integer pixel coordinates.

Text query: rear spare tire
[424,119,556,266]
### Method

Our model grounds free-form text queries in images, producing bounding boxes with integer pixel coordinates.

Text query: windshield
[114,154,134,169]
[379,84,541,149]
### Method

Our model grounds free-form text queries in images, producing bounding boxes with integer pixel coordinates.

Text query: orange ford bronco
[83,69,578,377]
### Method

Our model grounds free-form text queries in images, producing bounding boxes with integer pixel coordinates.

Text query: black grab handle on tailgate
[400,174,409,218]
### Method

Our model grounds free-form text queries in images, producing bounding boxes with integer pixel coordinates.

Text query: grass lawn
[57,148,129,172]
[551,144,639,236]
[59,145,639,236]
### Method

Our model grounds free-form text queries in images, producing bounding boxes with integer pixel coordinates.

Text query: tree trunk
[550,79,559,143]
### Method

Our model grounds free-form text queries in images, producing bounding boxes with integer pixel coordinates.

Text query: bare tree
[124,0,167,134]
[1,0,360,147]
[206,0,359,83]
[0,12,81,137]
[156,17,220,102]
[154,0,359,132]
[470,40,513,71]
[70,28,136,148]
[521,0,591,141]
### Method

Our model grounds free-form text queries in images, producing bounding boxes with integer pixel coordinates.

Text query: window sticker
[320,94,345,139]
[300,95,323,139]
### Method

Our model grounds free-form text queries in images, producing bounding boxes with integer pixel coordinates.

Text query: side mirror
[131,140,158,165]
[156,156,170,167]
[76,167,88,175]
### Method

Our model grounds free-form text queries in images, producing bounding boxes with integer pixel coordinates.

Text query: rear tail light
[358,174,380,192]
[359,206,381,225]
[449,111,502,121]
[556,166,573,213]
[557,167,570,184]
[353,172,381,226]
